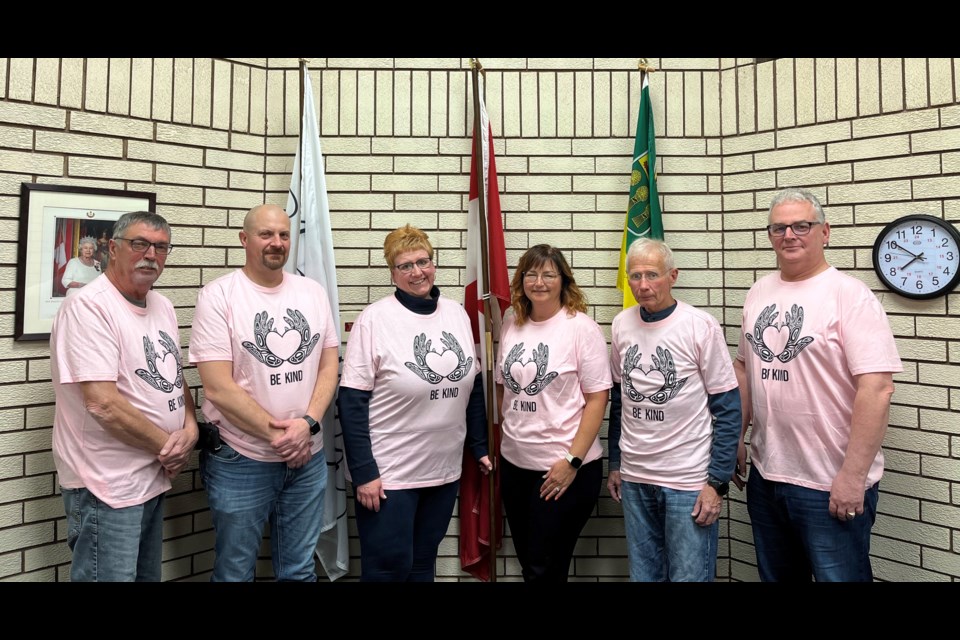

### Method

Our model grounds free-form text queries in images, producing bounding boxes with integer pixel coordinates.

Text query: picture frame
[15,183,157,341]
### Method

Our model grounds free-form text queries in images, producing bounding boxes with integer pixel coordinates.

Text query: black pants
[500,456,602,582]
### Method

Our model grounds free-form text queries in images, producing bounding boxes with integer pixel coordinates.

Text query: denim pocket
[206,440,243,463]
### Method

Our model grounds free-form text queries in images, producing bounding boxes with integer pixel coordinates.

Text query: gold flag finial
[638,58,657,73]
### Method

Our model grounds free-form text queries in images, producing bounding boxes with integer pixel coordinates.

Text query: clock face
[872,214,960,300]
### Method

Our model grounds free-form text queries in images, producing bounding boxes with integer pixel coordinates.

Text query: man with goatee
[190,204,340,581]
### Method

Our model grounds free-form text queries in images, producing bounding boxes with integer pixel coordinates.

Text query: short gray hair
[768,187,826,224]
[112,211,171,240]
[78,236,97,250]
[626,237,675,272]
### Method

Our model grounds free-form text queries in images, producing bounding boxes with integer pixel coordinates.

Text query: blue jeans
[62,487,165,582]
[620,480,718,582]
[201,442,327,582]
[354,480,459,582]
[747,467,878,582]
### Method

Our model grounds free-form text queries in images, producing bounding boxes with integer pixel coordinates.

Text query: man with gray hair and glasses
[51,211,198,581]
[733,187,902,581]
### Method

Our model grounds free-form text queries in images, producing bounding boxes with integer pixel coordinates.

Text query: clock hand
[895,245,921,259]
[902,256,919,270]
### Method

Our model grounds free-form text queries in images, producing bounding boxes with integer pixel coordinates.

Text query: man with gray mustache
[51,211,199,581]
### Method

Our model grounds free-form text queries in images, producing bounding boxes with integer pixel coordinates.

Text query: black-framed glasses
[766,221,821,237]
[394,257,433,273]
[114,237,174,255]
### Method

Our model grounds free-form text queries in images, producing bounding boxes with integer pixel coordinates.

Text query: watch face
[872,214,960,300]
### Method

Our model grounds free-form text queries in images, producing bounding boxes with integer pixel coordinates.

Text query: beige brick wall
[0,57,957,582]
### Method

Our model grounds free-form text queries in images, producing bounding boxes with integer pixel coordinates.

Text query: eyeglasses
[114,237,174,255]
[522,271,560,284]
[766,221,822,237]
[628,271,663,283]
[394,257,433,273]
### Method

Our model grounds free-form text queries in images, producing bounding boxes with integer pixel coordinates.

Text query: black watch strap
[707,477,729,497]
[303,414,320,435]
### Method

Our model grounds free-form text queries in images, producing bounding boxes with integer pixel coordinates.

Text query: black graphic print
[135,330,184,393]
[621,345,687,405]
[746,303,814,364]
[242,309,320,368]
[404,332,474,385]
[500,342,559,396]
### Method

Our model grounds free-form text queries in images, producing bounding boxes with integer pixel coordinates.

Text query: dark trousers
[354,480,460,582]
[500,456,602,582]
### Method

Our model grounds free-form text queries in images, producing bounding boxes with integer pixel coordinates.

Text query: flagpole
[470,57,498,583]
[297,60,308,268]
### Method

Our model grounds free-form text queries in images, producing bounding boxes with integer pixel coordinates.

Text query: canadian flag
[459,76,510,582]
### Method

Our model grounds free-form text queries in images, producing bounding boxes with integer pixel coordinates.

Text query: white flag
[284,69,348,581]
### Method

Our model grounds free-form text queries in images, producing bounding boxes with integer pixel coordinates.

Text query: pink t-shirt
[340,295,480,489]
[189,270,339,462]
[495,308,612,471]
[611,301,738,490]
[736,267,903,491]
[51,275,186,508]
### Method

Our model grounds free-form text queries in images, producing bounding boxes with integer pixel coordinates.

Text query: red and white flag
[459,75,510,582]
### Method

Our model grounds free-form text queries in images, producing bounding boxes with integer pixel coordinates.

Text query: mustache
[135,259,159,270]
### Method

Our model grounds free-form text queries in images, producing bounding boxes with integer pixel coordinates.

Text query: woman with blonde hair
[339,224,492,581]
[495,244,611,581]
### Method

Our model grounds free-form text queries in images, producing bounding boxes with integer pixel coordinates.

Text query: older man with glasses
[733,187,902,582]
[607,237,741,581]
[50,211,199,581]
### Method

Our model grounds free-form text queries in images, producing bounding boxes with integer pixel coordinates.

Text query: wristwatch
[564,452,583,469]
[303,414,320,436]
[706,477,729,497]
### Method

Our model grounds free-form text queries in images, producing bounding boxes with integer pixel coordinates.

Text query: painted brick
[154,165,228,189]
[777,164,853,187]
[67,156,152,181]
[874,513,950,549]
[857,58,881,116]
[853,109,940,138]
[371,138,438,155]
[205,149,262,173]
[229,171,264,191]
[0,149,62,176]
[880,58,903,114]
[922,548,960,578]
[917,317,960,338]
[918,363,960,387]
[525,194,593,213]
[894,338,946,361]
[828,180,912,205]
[35,130,124,157]
[23,541,71,572]
[855,154,941,182]
[663,194,723,212]
[919,409,960,435]
[23,405,54,430]
[836,58,858,120]
[125,140,201,166]
[871,536,921,565]
[776,122,851,149]
[372,174,437,192]
[876,492,920,520]
[914,176,960,200]
[884,427,950,456]
[882,470,950,502]
[921,502,960,529]
[0,522,54,555]
[505,139,571,156]
[70,111,152,139]
[827,135,911,163]
[921,455,960,481]
[0,124,34,149]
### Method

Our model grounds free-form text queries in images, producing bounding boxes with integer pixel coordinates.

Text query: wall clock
[872,214,960,300]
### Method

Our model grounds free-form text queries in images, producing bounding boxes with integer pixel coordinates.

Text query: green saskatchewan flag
[618,73,664,309]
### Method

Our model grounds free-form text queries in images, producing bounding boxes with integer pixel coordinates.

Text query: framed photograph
[15,183,157,341]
